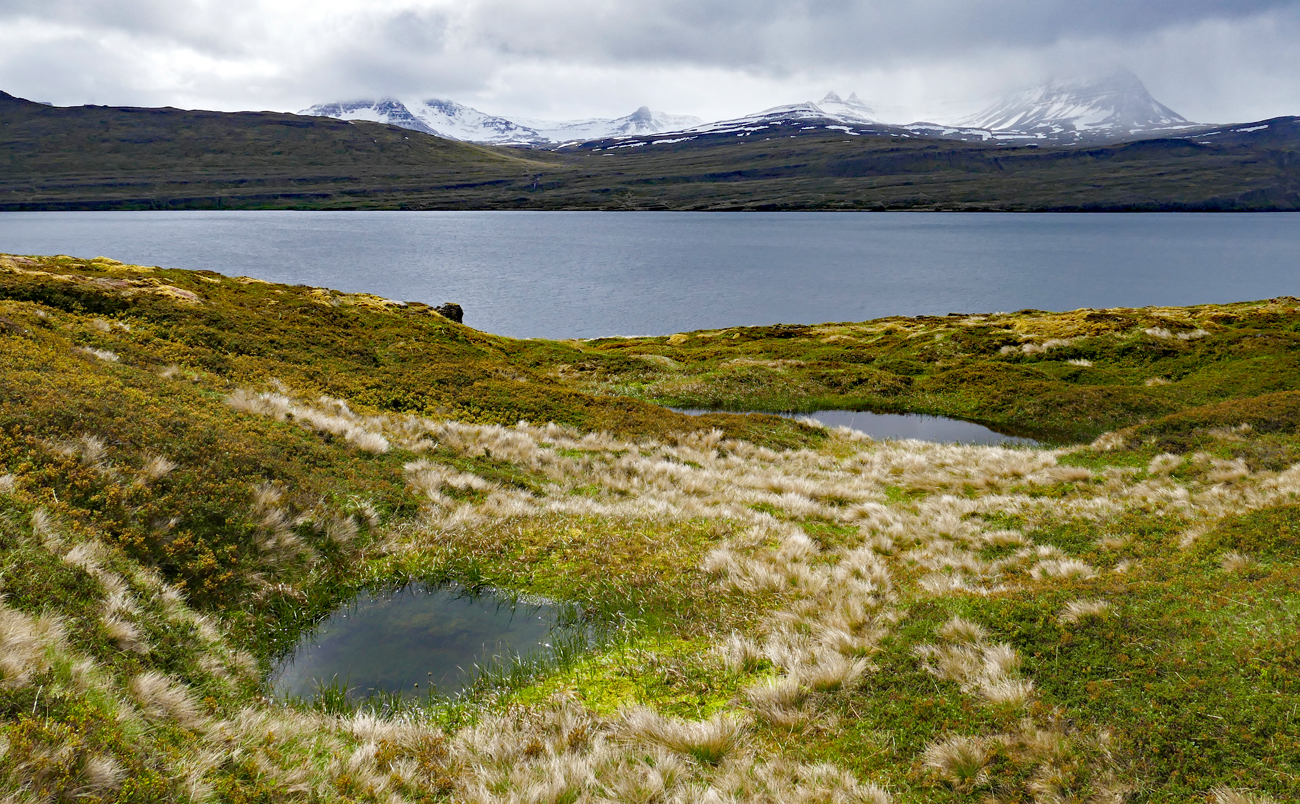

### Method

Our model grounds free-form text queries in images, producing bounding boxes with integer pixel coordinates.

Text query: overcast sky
[1,1,1298,124]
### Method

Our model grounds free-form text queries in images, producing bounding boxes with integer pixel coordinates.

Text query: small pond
[270,584,585,702]
[674,408,1040,447]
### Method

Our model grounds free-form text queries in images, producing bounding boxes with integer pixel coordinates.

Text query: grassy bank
[1,254,1298,802]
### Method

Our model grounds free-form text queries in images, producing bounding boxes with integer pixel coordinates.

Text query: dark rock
[433,303,463,324]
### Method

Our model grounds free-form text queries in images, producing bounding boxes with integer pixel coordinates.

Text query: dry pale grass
[1210,787,1280,804]
[131,672,202,728]
[916,618,1036,713]
[0,604,65,689]
[720,633,767,674]
[745,676,812,727]
[924,735,989,787]
[618,707,748,765]
[141,454,177,481]
[1220,551,1260,574]
[102,612,149,654]
[1059,599,1113,625]
[75,755,125,798]
[209,385,1300,801]
[75,346,119,362]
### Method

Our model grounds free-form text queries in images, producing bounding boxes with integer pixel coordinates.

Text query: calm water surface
[2,211,1297,339]
[271,584,582,701]
[675,409,1039,446]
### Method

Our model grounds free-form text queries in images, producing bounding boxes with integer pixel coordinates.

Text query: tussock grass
[1211,788,1281,804]
[618,707,748,764]
[923,734,989,788]
[1059,598,1113,624]
[2,257,1299,801]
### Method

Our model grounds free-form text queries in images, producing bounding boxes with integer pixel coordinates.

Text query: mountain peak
[812,91,878,123]
[961,70,1192,140]
[302,97,700,145]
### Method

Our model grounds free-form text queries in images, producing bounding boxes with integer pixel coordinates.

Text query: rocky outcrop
[433,303,463,324]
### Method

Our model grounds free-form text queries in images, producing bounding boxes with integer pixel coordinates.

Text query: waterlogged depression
[674,409,1040,446]
[271,584,585,701]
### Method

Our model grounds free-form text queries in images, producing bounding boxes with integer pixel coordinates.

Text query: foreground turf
[1,253,1297,803]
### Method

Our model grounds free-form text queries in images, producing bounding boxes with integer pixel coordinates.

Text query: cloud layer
[1,0,1297,124]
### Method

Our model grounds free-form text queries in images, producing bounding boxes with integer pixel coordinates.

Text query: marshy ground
[1,254,1298,802]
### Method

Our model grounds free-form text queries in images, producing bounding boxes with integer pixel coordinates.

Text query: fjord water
[271,584,582,701]
[2,211,1297,340]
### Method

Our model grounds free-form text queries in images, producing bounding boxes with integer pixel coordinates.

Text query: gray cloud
[453,0,1295,68]
[0,0,1296,124]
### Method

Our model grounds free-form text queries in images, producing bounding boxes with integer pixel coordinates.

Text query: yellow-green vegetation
[1,253,1298,803]
[570,300,1300,443]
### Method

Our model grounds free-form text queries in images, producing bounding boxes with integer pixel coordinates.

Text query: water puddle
[674,408,1039,446]
[270,584,585,702]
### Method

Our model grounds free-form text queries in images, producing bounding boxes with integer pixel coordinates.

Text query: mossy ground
[566,301,1300,443]
[1,254,1298,802]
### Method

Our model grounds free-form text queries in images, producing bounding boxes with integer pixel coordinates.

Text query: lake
[2,211,1296,339]
[271,584,585,702]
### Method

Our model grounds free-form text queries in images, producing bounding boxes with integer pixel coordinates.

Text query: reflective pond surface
[271,584,584,701]
[674,408,1040,446]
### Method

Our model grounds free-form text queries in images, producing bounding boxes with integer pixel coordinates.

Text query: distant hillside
[0,91,553,209]
[1,92,1298,211]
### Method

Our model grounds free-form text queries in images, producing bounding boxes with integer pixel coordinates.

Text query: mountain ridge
[302,71,1198,148]
[299,97,702,145]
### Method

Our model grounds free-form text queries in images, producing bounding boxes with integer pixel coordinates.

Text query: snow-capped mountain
[299,99,439,136]
[689,91,880,132]
[520,107,704,143]
[304,73,1200,151]
[562,91,924,153]
[674,74,1197,147]
[958,70,1196,143]
[299,98,701,146]
[813,91,880,124]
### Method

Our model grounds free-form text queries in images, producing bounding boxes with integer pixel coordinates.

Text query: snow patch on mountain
[684,90,882,135]
[519,107,703,142]
[959,70,1195,141]
[300,98,701,145]
[302,99,441,135]
[304,73,1203,151]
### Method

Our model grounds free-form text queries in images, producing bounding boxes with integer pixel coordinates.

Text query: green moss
[560,300,1300,441]
[1197,504,1300,561]
[514,638,753,719]
[965,542,1300,800]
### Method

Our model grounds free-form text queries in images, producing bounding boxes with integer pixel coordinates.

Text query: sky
[1,1,1298,125]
